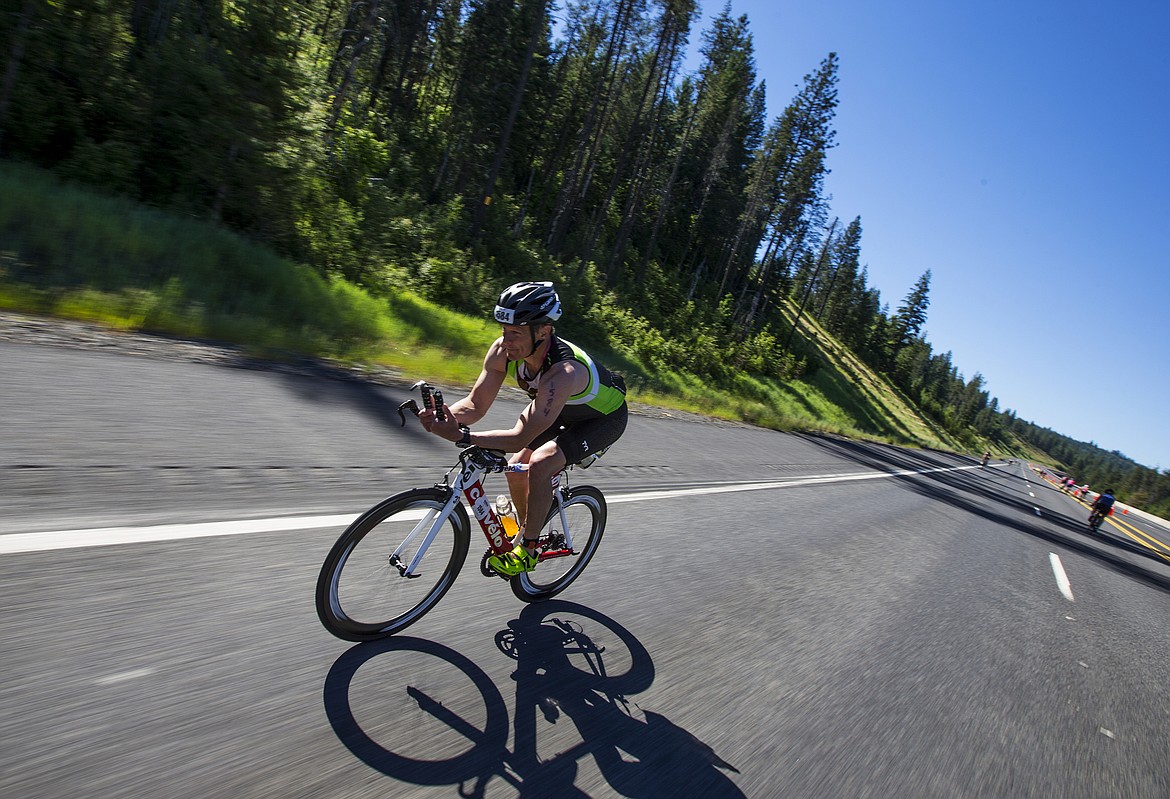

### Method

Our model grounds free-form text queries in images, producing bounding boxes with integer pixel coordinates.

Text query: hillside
[1,163,972,455]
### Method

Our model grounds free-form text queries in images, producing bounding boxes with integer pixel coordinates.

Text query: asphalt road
[3,340,1170,798]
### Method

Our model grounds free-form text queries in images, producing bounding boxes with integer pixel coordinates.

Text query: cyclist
[1091,488,1116,520]
[414,281,628,576]
[981,450,991,467]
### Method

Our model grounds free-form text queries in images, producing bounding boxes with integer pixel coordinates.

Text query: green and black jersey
[506,336,626,422]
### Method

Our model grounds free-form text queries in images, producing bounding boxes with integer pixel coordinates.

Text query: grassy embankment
[1,161,994,455]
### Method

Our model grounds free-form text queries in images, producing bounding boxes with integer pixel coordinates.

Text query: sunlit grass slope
[1,160,969,453]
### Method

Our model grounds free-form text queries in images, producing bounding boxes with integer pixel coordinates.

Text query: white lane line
[609,464,980,504]
[0,513,360,555]
[94,667,156,685]
[1,464,979,555]
[1049,552,1075,602]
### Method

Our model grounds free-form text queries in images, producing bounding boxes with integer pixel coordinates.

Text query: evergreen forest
[2,0,1167,514]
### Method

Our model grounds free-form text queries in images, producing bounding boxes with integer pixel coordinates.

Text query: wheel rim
[325,497,465,637]
[519,493,603,594]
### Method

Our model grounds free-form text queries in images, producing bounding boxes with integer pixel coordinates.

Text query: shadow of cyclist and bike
[322,601,745,798]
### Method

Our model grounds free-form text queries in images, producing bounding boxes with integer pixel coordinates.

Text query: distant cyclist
[414,282,628,576]
[1091,488,1116,518]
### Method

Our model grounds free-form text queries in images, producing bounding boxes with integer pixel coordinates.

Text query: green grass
[0,160,974,454]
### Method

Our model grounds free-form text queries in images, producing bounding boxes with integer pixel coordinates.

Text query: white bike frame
[389,449,573,577]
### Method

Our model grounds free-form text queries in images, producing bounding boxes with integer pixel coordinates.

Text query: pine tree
[672,6,762,295]
[889,269,932,353]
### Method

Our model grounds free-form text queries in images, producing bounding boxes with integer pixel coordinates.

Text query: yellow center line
[1066,494,1170,562]
[1104,515,1170,561]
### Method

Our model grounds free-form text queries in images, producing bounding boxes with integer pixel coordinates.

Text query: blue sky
[681,0,1170,470]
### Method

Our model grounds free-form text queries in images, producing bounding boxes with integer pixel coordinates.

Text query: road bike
[1088,508,1107,533]
[315,382,608,642]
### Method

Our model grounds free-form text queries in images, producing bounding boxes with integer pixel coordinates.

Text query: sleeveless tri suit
[507,336,627,464]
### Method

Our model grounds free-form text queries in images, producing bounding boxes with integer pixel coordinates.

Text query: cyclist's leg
[488,440,566,577]
[505,448,534,534]
[520,440,567,548]
[517,406,627,550]
[507,424,561,530]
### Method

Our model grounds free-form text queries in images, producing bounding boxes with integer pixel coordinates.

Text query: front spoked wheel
[317,488,470,641]
[512,485,606,603]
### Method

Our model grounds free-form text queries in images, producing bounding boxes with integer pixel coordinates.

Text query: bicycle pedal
[479,548,517,579]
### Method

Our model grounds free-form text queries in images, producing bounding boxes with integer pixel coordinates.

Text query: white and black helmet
[493,281,562,326]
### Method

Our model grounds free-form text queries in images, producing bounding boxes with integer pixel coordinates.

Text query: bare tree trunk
[512,165,537,235]
[130,0,180,52]
[815,252,840,320]
[782,217,837,354]
[744,225,803,332]
[313,0,344,68]
[391,0,441,118]
[366,7,399,113]
[546,0,635,256]
[325,0,382,143]
[468,0,548,244]
[739,248,774,332]
[684,255,705,302]
[676,96,740,293]
[579,8,676,274]
[637,80,700,285]
[210,142,242,221]
[718,136,780,298]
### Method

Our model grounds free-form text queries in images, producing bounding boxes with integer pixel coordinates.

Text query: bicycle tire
[512,485,606,603]
[317,487,470,641]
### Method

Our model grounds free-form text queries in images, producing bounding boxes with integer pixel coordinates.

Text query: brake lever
[397,399,420,427]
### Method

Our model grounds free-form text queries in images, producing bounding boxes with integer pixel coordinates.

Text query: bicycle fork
[389,491,460,578]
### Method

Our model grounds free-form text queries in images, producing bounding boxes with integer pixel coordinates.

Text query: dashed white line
[94,668,156,685]
[1049,552,1075,602]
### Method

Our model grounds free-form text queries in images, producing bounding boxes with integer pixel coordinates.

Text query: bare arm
[446,339,508,425]
[426,359,589,452]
